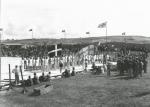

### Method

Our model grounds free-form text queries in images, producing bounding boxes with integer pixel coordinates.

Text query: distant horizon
[2,35,150,41]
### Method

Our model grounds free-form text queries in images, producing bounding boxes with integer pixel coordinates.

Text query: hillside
[2,35,150,45]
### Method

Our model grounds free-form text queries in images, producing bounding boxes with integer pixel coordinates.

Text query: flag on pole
[62,30,66,32]
[29,29,32,31]
[122,32,126,35]
[98,22,107,28]
[86,32,90,34]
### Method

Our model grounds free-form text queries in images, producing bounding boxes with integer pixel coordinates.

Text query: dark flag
[29,29,32,31]
[86,32,90,34]
[98,22,107,28]
[122,32,126,35]
[62,30,66,33]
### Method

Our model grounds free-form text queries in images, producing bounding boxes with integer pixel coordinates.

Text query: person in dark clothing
[132,59,137,78]
[59,59,63,73]
[139,60,143,77]
[39,72,46,82]
[25,76,33,86]
[71,67,76,76]
[46,72,51,82]
[62,69,70,78]
[32,72,40,85]
[117,58,122,75]
[143,59,148,73]
[135,59,140,78]
[120,59,124,76]
[128,58,133,78]
[107,63,111,76]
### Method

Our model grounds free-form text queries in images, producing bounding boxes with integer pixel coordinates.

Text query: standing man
[45,57,49,72]
[143,58,148,73]
[85,59,88,72]
[59,58,63,73]
[107,62,111,76]
[139,59,143,77]
[24,58,27,69]
[12,65,20,85]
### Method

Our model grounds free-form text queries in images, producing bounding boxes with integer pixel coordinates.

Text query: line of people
[24,72,51,86]
[24,67,76,87]
[22,54,108,72]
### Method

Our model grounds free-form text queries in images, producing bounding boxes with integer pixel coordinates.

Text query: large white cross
[48,44,62,56]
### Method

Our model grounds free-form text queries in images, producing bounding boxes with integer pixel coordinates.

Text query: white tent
[0,46,22,85]
[0,57,22,85]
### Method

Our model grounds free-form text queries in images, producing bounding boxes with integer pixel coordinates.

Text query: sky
[1,0,150,40]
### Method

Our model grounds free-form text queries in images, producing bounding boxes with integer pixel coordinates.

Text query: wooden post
[72,53,74,67]
[20,66,27,94]
[8,64,12,90]
[0,57,2,85]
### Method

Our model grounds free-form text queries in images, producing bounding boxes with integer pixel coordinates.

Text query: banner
[76,45,95,57]
[98,22,107,28]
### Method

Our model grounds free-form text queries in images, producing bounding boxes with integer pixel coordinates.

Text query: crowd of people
[21,54,106,72]
[117,52,148,78]
[12,65,77,86]
[11,52,149,88]
[24,67,76,87]
[22,56,75,72]
[24,72,51,86]
[8,42,149,87]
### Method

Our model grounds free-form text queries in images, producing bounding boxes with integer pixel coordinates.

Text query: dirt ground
[0,57,150,107]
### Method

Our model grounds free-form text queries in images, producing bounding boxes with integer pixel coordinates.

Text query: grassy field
[1,58,150,107]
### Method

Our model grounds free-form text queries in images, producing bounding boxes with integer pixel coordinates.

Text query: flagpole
[105,22,108,56]
[98,21,108,64]
[0,0,1,85]
[32,29,33,40]
[0,0,1,44]
[124,33,126,54]
[31,29,33,45]
[106,23,107,43]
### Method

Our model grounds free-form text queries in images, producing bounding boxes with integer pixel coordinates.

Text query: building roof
[1,43,23,46]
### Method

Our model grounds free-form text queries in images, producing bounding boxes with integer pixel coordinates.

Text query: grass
[0,57,150,107]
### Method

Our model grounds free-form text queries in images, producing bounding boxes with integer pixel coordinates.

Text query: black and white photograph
[0,0,150,107]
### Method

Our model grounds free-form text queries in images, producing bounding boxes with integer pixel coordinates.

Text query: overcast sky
[1,0,150,39]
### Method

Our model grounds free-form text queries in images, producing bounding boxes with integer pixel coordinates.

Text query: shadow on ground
[131,91,150,98]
